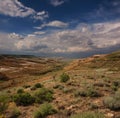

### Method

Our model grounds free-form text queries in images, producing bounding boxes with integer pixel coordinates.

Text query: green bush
[34,103,57,118]
[87,88,100,97]
[17,89,24,94]
[111,85,118,91]
[0,102,8,115]
[111,81,120,91]
[60,73,70,83]
[103,90,120,110]
[34,88,53,104]
[13,92,35,106]
[31,83,43,91]
[74,88,100,98]
[70,112,105,118]
[0,94,10,114]
[113,81,120,87]
[34,83,43,88]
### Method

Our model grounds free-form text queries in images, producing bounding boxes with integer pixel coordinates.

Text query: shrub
[111,85,118,91]
[34,83,43,88]
[0,102,8,115]
[74,88,100,98]
[60,73,70,83]
[0,94,10,114]
[111,81,120,91]
[17,89,24,94]
[13,92,35,106]
[23,85,31,89]
[87,88,100,97]
[103,90,120,110]
[34,103,57,118]
[74,90,87,97]
[113,81,120,87]
[31,83,43,91]
[70,112,105,118]
[34,88,53,104]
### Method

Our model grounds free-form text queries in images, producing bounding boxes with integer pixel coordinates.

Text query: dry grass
[0,51,120,117]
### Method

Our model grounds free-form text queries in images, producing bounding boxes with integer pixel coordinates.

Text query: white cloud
[9,33,24,40]
[0,21,120,54]
[33,11,49,21]
[15,35,48,52]
[46,20,68,28]
[0,0,34,17]
[34,31,46,35]
[0,0,48,20]
[0,33,18,51]
[15,36,37,50]
[49,0,66,6]
[34,20,68,29]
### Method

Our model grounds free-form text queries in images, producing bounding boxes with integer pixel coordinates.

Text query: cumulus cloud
[16,21,120,53]
[46,20,68,28]
[33,11,49,21]
[15,35,49,52]
[0,0,48,20]
[0,21,120,55]
[35,20,68,29]
[9,33,24,40]
[0,33,18,51]
[49,0,66,6]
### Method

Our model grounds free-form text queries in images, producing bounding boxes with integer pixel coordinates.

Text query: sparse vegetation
[70,112,105,118]
[31,83,43,90]
[103,90,120,110]
[34,103,57,118]
[17,89,24,94]
[34,83,43,88]
[60,73,70,82]
[0,51,120,117]
[87,87,100,97]
[74,90,87,97]
[74,87,100,98]
[13,92,35,106]
[111,81,120,91]
[0,94,10,114]
[23,85,31,89]
[34,88,54,104]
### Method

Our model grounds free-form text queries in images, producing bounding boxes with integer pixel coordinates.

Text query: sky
[0,0,120,58]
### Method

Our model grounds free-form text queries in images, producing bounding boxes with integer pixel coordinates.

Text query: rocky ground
[0,51,120,118]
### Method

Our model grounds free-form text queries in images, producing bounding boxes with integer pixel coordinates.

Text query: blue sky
[0,0,120,57]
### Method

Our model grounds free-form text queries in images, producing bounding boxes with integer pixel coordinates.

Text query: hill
[0,51,120,118]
